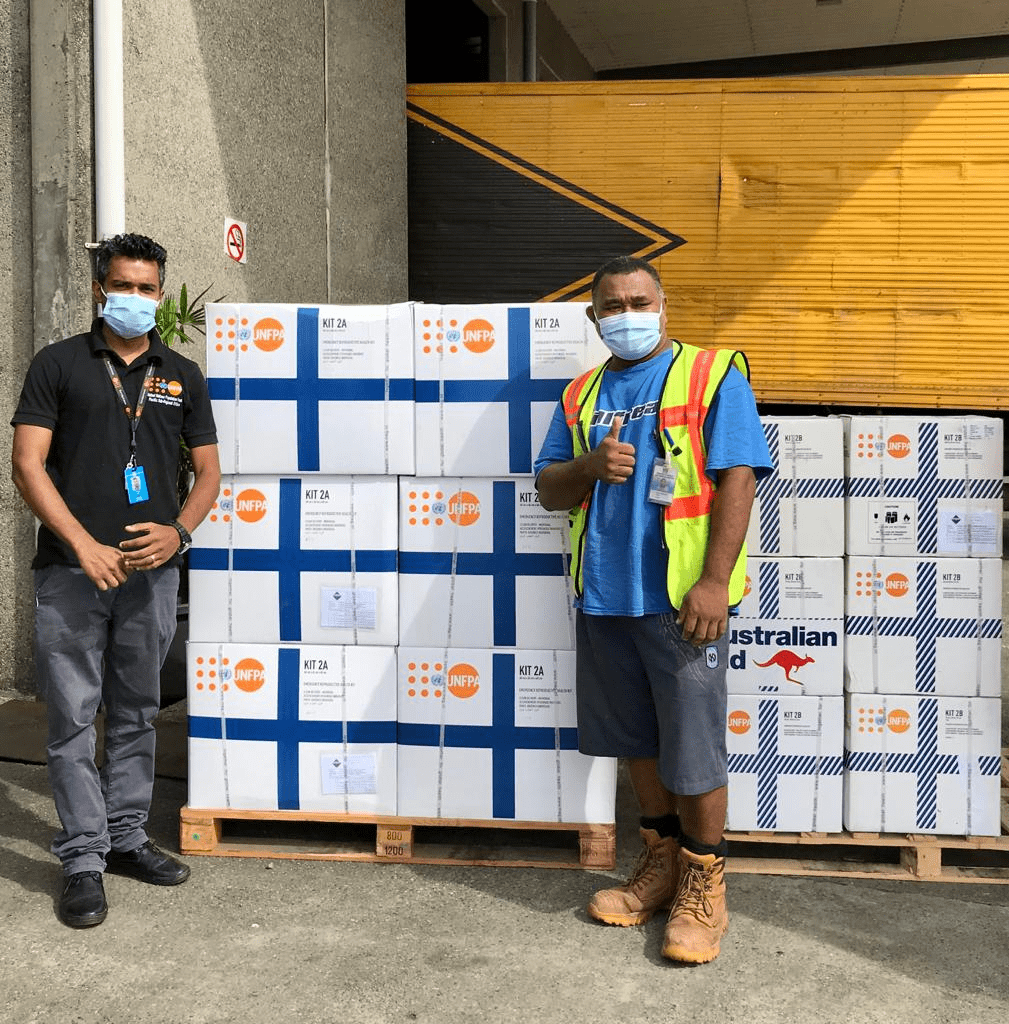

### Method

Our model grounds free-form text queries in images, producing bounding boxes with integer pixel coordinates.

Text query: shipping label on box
[207,302,415,475]
[729,558,844,695]
[187,644,397,813]
[747,418,844,556]
[413,303,608,476]
[845,557,1002,696]
[398,478,575,649]
[396,648,616,823]
[845,416,1003,556]
[726,696,843,832]
[843,694,1002,835]
[189,476,398,645]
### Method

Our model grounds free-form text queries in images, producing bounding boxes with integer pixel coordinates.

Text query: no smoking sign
[224,217,247,264]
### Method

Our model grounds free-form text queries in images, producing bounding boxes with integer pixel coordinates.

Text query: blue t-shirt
[533,345,773,616]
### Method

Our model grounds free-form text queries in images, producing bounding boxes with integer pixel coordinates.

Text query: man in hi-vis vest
[535,255,772,964]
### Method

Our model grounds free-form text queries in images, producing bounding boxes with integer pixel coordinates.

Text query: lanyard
[103,357,156,469]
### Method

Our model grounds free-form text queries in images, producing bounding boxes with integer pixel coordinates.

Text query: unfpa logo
[209,488,234,524]
[855,705,911,734]
[406,489,480,527]
[147,376,183,398]
[213,314,254,354]
[448,663,480,699]
[404,660,445,699]
[253,317,285,352]
[727,710,751,735]
[885,572,910,598]
[419,317,496,355]
[887,708,911,733]
[886,434,912,459]
[192,654,266,693]
[235,488,268,523]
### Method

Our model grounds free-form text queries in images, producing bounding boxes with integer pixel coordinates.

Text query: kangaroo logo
[754,650,815,685]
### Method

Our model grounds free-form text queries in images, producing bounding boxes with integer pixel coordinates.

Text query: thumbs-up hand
[590,414,635,484]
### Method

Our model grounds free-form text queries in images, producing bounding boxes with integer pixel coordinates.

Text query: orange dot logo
[884,573,910,598]
[886,434,912,459]
[461,318,495,353]
[235,488,268,523]
[253,317,285,352]
[743,575,752,598]
[727,710,751,735]
[447,491,481,526]
[887,708,911,733]
[233,658,267,693]
[447,663,480,699]
[166,380,183,397]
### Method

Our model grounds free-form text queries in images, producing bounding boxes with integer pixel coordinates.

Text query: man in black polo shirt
[11,233,221,928]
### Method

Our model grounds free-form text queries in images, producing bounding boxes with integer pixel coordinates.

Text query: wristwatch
[169,519,192,555]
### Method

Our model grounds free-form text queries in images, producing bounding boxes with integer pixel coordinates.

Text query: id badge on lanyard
[103,357,155,505]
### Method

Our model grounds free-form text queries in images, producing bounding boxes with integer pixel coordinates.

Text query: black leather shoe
[105,841,191,886]
[59,871,108,928]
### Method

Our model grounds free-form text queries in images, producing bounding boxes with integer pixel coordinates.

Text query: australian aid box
[186,643,398,814]
[188,476,399,646]
[843,694,1002,835]
[728,557,844,696]
[413,303,608,477]
[726,695,844,832]
[397,477,575,650]
[396,648,616,823]
[206,302,415,475]
[844,416,1003,557]
[844,557,1002,697]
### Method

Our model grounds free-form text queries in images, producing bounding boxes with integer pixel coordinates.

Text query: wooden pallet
[179,806,616,870]
[722,750,1009,884]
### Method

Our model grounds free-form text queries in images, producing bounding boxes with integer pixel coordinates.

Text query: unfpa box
[398,477,575,650]
[746,417,844,556]
[845,557,1002,697]
[396,648,616,823]
[728,558,844,696]
[187,643,397,813]
[189,476,398,645]
[845,416,1002,556]
[843,694,1002,835]
[413,303,608,477]
[726,695,844,832]
[207,302,415,475]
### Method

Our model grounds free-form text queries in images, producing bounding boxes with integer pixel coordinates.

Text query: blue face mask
[100,287,159,339]
[597,310,662,362]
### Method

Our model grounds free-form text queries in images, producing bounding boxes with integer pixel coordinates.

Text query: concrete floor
[1,754,1008,1024]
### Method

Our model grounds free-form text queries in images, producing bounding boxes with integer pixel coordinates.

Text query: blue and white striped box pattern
[845,557,1002,697]
[844,416,1003,557]
[747,417,845,556]
[396,648,616,823]
[843,694,1002,836]
[726,695,844,833]
[189,476,399,646]
[186,643,398,814]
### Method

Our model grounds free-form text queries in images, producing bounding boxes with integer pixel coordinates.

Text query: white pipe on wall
[93,0,126,239]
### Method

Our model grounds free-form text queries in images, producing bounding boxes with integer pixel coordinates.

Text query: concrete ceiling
[547,0,1009,73]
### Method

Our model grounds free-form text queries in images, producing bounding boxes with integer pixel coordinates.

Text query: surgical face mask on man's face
[100,287,158,340]
[597,310,662,362]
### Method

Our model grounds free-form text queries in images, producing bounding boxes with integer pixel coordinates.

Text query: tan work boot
[587,827,680,926]
[661,846,728,963]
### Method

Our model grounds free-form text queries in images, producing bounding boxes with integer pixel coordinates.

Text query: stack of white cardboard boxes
[185,302,617,826]
[727,414,1004,836]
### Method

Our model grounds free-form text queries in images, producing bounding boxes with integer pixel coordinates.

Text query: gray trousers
[34,564,179,875]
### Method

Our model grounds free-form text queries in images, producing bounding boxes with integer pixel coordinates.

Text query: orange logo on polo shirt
[235,489,268,523]
[727,710,751,735]
[886,434,912,459]
[887,708,911,733]
[253,317,285,352]
[885,573,910,598]
[145,376,184,408]
[233,658,267,693]
[448,663,480,699]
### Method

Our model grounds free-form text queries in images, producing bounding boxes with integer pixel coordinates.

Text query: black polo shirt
[11,319,218,569]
